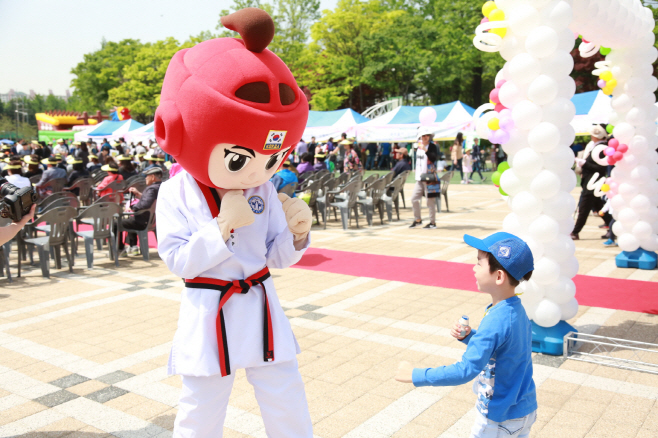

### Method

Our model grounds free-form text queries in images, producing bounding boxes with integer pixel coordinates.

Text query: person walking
[451,132,464,182]
[410,127,439,229]
[469,138,484,182]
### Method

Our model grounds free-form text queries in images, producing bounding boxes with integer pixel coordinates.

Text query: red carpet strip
[293,248,658,315]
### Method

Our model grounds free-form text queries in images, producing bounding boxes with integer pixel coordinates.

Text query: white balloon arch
[472,0,658,330]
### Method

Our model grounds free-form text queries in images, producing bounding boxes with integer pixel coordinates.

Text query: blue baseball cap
[463,232,534,281]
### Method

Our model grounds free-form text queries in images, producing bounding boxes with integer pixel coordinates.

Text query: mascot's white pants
[174,358,313,438]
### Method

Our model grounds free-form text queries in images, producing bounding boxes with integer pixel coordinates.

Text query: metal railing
[563,331,658,375]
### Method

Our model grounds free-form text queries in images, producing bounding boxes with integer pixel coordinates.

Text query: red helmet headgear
[155,8,309,187]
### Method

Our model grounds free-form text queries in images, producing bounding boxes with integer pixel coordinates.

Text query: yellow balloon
[489,9,505,21]
[482,1,497,17]
[607,78,618,89]
[491,27,507,38]
[602,86,613,95]
[488,117,500,130]
[600,71,613,81]
[601,184,610,192]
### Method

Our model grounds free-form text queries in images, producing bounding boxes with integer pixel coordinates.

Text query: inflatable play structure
[472,0,658,354]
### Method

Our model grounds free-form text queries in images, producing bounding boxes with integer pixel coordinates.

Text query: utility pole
[14,100,28,140]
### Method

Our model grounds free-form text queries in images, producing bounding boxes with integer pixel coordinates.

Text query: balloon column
[573,0,658,260]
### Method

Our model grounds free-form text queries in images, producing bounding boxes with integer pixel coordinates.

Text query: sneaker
[603,239,618,247]
[599,224,609,229]
[423,223,437,229]
[601,233,610,239]
[409,220,423,228]
[129,246,140,256]
[460,180,466,184]
[468,179,475,183]
[118,248,129,257]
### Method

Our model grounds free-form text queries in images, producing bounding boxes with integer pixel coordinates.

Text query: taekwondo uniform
[157,170,313,438]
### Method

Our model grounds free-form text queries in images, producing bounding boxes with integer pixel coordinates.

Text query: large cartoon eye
[224,150,252,172]
[265,149,288,170]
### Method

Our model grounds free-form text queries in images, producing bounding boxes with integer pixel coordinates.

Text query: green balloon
[492,171,501,186]
[600,47,611,56]
[498,161,510,172]
[499,187,508,196]
[606,124,614,134]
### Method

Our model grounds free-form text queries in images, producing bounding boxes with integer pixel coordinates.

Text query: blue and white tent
[74,119,145,142]
[302,109,370,142]
[356,101,476,142]
[570,90,612,135]
[124,121,155,143]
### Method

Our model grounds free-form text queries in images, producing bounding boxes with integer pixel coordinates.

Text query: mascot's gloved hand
[216,190,255,242]
[278,193,312,243]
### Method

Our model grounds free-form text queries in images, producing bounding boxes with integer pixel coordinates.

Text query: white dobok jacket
[156,171,308,377]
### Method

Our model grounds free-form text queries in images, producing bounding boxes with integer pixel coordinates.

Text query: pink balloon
[607,189,617,198]
[494,103,506,112]
[613,151,623,161]
[499,116,515,131]
[617,143,628,153]
[490,88,500,104]
[481,17,489,24]
[604,147,616,156]
[609,181,618,190]
[597,79,607,88]
[607,156,616,165]
[608,138,619,149]
[495,79,507,89]
[499,108,512,118]
[491,129,510,144]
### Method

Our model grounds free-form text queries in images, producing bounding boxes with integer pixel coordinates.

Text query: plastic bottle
[459,315,470,338]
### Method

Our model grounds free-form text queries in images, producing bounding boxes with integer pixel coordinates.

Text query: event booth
[302,109,369,142]
[355,101,476,142]
[123,121,155,143]
[73,120,144,142]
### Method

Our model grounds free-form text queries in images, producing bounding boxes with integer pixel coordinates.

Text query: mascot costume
[155,8,313,437]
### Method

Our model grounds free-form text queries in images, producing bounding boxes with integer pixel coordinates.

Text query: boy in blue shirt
[396,232,537,438]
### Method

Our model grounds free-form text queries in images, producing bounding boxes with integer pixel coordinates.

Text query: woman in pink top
[96,164,124,198]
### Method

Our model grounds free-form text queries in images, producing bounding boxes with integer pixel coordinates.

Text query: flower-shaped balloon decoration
[491,161,510,197]
[474,1,508,52]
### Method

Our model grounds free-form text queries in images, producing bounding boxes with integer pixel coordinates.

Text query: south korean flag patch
[264,130,287,150]
[497,246,511,259]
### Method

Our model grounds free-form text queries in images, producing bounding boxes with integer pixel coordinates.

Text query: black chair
[398,170,410,208]
[64,177,94,206]
[358,178,387,226]
[92,171,108,184]
[382,176,405,221]
[114,200,157,264]
[24,207,77,278]
[29,175,41,185]
[37,192,76,212]
[317,178,338,229]
[329,179,361,230]
[37,177,67,199]
[438,171,454,213]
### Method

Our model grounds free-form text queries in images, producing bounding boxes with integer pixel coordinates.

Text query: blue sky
[0,0,336,97]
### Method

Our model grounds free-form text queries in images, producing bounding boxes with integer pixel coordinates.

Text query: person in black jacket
[116,166,162,256]
[65,157,90,196]
[572,126,611,240]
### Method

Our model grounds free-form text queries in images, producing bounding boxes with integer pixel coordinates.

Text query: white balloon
[499,81,526,109]
[512,191,543,220]
[539,51,574,79]
[541,98,576,126]
[612,221,625,238]
[527,75,559,106]
[556,76,576,99]
[560,256,579,279]
[626,107,647,126]
[611,94,634,114]
[508,5,541,37]
[530,169,561,199]
[529,214,560,243]
[557,169,577,192]
[523,236,545,261]
[543,234,575,263]
[500,35,526,62]
[526,26,559,58]
[541,146,574,173]
[618,207,639,227]
[618,183,639,201]
[503,212,528,234]
[512,148,544,178]
[630,166,651,183]
[528,122,560,153]
[557,27,576,52]
[512,101,543,130]
[632,221,653,239]
[501,129,527,156]
[618,232,640,252]
[543,1,573,30]
[508,54,541,84]
[629,194,651,213]
[613,123,636,145]
[559,298,579,321]
[476,111,497,139]
[640,235,658,252]
[545,277,576,305]
[559,124,576,147]
[500,169,526,197]
[533,257,560,285]
[558,216,574,235]
[543,192,576,220]
[534,299,562,327]
[612,65,633,82]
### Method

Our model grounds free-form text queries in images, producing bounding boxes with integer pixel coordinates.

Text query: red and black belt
[184,266,274,376]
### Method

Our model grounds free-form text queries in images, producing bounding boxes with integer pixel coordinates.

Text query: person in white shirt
[4,161,31,188]
[410,127,439,229]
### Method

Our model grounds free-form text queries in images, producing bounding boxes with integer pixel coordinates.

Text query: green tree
[70,38,144,110]
[107,38,191,121]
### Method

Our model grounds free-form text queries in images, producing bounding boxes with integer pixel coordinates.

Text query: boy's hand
[451,322,471,340]
[395,361,414,383]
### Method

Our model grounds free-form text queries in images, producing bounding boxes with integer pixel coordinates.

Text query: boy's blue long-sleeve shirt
[412,296,537,422]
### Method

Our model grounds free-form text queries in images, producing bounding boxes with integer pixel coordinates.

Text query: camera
[0,178,37,222]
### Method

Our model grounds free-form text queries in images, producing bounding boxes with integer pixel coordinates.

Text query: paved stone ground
[0,183,657,438]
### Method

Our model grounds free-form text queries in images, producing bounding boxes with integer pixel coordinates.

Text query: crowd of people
[0,136,171,257]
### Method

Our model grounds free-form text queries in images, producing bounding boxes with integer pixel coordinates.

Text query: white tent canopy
[73,120,145,143]
[570,90,612,135]
[124,121,155,143]
[355,101,476,142]
[302,109,370,142]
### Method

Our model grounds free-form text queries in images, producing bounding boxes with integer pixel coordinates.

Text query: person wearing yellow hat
[117,155,137,180]
[1,155,20,177]
[35,156,67,196]
[4,160,30,188]
[23,155,43,178]
[95,162,124,197]
[87,154,101,172]
[65,155,90,195]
